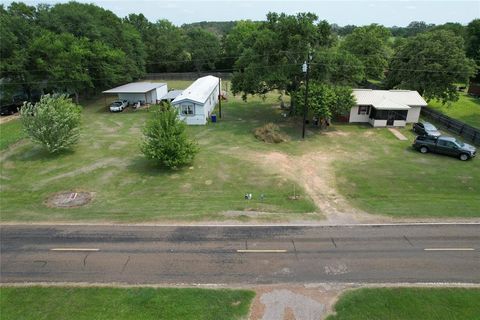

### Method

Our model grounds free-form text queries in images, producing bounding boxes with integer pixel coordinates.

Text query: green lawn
[1,80,479,221]
[0,82,317,222]
[0,119,24,150]
[326,288,480,320]
[428,93,480,128]
[334,125,480,217]
[0,286,254,320]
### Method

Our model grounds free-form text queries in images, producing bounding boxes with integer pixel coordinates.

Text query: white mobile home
[171,75,220,125]
[349,89,427,127]
[103,82,168,105]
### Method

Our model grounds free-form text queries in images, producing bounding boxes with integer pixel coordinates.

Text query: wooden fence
[145,72,233,80]
[421,107,480,145]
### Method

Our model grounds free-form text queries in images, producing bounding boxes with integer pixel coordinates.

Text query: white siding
[156,85,168,102]
[393,120,406,127]
[349,106,370,123]
[406,106,421,123]
[372,119,388,127]
[118,93,148,104]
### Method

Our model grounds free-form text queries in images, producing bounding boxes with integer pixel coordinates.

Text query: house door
[387,111,395,126]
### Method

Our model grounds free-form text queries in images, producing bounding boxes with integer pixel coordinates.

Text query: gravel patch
[259,289,325,320]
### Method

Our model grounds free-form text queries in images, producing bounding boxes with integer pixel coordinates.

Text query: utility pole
[218,77,222,118]
[301,54,311,139]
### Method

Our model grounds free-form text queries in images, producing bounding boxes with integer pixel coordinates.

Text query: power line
[1,48,471,76]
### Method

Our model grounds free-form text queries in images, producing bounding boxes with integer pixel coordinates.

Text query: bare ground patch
[232,150,384,224]
[45,191,94,208]
[34,158,128,189]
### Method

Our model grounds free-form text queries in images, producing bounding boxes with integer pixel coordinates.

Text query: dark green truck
[413,135,476,161]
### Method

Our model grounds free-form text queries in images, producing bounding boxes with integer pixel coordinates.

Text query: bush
[141,106,198,168]
[254,123,289,143]
[20,94,82,153]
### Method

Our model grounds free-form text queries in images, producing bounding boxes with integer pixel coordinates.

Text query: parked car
[0,103,21,116]
[109,100,129,112]
[413,135,476,161]
[413,122,441,137]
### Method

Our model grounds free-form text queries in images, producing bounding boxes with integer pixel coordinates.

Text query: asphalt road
[1,224,479,284]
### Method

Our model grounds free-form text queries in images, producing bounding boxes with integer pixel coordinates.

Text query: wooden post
[218,77,222,119]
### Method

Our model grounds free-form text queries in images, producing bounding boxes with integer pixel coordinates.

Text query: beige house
[349,89,428,127]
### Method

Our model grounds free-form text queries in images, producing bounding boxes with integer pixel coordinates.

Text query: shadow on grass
[15,145,76,162]
[127,156,188,176]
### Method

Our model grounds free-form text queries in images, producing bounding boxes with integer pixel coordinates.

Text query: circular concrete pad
[46,191,93,208]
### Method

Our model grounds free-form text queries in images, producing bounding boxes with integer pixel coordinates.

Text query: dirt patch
[34,158,127,189]
[231,150,382,224]
[45,191,94,208]
[0,114,19,124]
[250,284,348,320]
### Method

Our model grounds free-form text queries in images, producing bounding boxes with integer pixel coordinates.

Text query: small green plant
[254,123,289,143]
[20,94,82,153]
[141,106,198,168]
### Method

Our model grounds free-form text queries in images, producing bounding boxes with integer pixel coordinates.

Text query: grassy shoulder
[326,287,480,320]
[0,119,24,150]
[0,286,254,320]
[334,125,480,217]
[428,93,480,128]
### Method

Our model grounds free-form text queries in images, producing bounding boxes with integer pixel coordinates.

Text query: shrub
[254,123,289,143]
[20,94,82,153]
[141,106,198,168]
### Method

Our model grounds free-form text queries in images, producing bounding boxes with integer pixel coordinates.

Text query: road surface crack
[83,253,90,268]
[291,240,298,260]
[121,256,130,274]
[404,235,414,247]
[331,238,337,248]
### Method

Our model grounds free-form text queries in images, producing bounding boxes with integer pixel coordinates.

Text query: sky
[1,0,479,26]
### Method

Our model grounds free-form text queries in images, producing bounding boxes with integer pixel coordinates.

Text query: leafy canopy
[141,106,198,169]
[20,94,82,153]
[386,30,477,103]
[293,83,355,121]
[341,24,392,80]
[231,12,335,100]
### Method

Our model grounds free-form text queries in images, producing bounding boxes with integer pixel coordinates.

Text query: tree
[141,106,198,168]
[20,94,82,153]
[231,12,335,104]
[341,24,392,80]
[185,28,221,72]
[293,83,355,124]
[311,48,365,86]
[222,20,260,69]
[465,19,480,82]
[404,21,434,37]
[28,31,92,103]
[386,30,477,103]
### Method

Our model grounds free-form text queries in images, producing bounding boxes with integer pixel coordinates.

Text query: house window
[181,104,194,115]
[358,105,370,115]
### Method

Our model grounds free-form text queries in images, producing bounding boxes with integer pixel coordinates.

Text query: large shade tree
[386,30,477,103]
[340,24,392,80]
[231,12,335,105]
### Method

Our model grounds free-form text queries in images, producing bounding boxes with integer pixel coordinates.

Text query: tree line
[1,1,479,105]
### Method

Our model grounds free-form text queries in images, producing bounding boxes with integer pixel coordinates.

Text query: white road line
[50,248,100,252]
[424,248,475,251]
[236,249,287,253]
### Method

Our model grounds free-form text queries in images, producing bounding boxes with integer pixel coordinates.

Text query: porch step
[388,128,408,141]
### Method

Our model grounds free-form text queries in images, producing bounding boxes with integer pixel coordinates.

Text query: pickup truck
[413,135,476,161]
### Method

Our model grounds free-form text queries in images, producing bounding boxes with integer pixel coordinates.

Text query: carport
[102,82,168,106]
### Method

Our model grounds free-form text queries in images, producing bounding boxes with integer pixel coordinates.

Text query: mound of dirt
[254,123,289,143]
[46,191,93,208]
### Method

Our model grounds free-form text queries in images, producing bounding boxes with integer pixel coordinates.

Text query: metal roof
[353,89,427,109]
[172,76,219,105]
[161,90,183,100]
[102,82,166,94]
